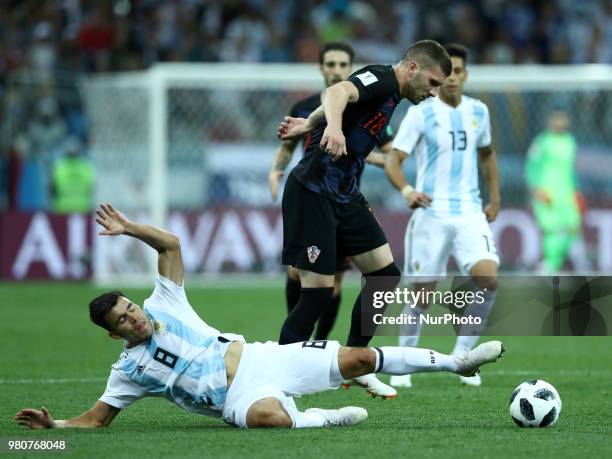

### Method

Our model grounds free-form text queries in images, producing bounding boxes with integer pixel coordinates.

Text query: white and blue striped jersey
[99,276,245,417]
[393,95,492,216]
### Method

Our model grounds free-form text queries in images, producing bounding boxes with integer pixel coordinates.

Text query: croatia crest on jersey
[307,245,321,263]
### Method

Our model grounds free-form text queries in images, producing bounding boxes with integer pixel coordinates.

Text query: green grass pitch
[1,281,611,459]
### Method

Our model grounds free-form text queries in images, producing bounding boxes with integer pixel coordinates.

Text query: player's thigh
[337,194,389,269]
[281,175,337,275]
[404,209,453,281]
[452,213,500,274]
[245,397,293,428]
[265,340,343,395]
[350,243,394,274]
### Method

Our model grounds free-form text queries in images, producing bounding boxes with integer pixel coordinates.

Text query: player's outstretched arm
[95,203,184,285]
[14,401,120,429]
[268,139,298,201]
[478,146,501,222]
[277,106,326,141]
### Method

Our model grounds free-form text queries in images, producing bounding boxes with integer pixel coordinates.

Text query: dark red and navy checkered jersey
[290,65,400,203]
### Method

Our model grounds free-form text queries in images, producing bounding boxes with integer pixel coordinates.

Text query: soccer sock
[289,410,327,428]
[276,395,327,428]
[347,263,401,347]
[285,275,302,314]
[453,288,497,354]
[373,346,457,375]
[314,293,341,340]
[279,287,334,344]
[398,303,424,348]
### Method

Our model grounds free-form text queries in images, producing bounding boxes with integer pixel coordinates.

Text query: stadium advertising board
[1,209,611,280]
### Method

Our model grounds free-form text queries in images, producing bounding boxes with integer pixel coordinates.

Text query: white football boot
[304,407,368,426]
[343,373,398,399]
[389,374,413,388]
[458,373,482,386]
[454,340,504,377]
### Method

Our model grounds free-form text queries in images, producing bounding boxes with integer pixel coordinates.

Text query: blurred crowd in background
[1,0,611,212]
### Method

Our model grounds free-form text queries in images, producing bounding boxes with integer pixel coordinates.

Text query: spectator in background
[525,110,585,273]
[52,137,94,214]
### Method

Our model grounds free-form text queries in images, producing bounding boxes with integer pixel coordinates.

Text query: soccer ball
[509,380,562,428]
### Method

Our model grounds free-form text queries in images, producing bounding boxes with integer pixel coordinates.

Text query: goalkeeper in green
[525,110,583,273]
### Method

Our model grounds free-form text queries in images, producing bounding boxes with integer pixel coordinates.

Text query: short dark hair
[402,40,452,77]
[89,290,125,331]
[319,42,355,65]
[445,43,469,65]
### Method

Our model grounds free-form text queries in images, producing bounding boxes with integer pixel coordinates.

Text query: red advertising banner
[0,212,92,280]
[2,208,611,280]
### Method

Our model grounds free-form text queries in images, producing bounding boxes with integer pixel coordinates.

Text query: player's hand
[96,203,130,236]
[534,189,552,205]
[320,126,347,161]
[268,170,284,201]
[278,116,309,140]
[484,201,500,222]
[407,191,432,209]
[14,407,55,429]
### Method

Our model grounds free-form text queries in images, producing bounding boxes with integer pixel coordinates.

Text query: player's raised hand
[320,125,347,161]
[406,191,432,209]
[268,170,284,201]
[484,201,500,222]
[278,116,309,140]
[14,407,55,429]
[96,203,130,236]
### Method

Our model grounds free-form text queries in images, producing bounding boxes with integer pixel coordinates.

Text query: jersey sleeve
[99,369,145,409]
[477,104,492,148]
[392,106,423,154]
[348,66,398,104]
[146,275,191,311]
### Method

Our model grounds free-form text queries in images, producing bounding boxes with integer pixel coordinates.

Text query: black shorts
[282,174,388,275]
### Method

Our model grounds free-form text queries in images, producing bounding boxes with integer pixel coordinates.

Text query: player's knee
[366,263,401,285]
[246,398,293,428]
[338,347,376,377]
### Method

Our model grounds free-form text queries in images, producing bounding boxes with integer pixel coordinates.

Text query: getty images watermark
[362,276,612,336]
[371,287,487,326]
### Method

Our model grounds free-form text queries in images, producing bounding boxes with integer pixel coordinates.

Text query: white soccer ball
[509,380,562,428]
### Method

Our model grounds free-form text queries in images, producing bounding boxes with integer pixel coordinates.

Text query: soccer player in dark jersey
[277,40,452,398]
[268,42,393,343]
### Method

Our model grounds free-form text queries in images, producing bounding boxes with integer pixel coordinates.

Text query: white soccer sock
[290,410,328,428]
[453,288,497,354]
[398,304,424,348]
[374,346,457,375]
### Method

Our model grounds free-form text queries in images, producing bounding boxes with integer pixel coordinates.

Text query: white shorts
[222,340,342,428]
[404,209,499,282]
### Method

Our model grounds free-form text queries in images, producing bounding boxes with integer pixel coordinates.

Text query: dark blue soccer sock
[314,293,341,340]
[285,275,302,314]
[279,287,334,344]
[347,263,401,347]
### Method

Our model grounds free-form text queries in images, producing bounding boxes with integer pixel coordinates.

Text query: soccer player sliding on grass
[14,204,504,430]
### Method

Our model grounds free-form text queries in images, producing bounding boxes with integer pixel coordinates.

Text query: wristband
[401,185,415,198]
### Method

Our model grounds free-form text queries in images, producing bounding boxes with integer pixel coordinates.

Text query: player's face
[106,296,153,343]
[439,56,467,98]
[320,50,352,87]
[404,62,445,104]
[548,111,570,133]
